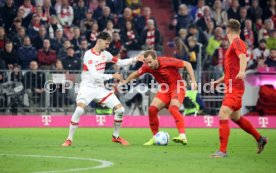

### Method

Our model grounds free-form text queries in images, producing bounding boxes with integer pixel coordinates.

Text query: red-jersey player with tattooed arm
[210,19,268,158]
[121,50,197,145]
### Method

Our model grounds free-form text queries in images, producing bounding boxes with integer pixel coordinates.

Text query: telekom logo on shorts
[258,117,268,128]
[42,115,51,126]
[204,116,214,127]
[96,115,106,126]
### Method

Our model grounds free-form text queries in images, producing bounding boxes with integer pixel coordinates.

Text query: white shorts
[76,84,121,109]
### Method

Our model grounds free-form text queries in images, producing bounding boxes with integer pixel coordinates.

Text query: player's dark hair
[144,50,157,59]
[96,32,112,41]
[227,19,240,33]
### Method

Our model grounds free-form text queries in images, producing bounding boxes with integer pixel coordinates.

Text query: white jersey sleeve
[104,51,137,67]
[83,51,113,81]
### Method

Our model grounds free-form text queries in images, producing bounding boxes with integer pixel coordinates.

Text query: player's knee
[149,106,159,115]
[114,107,125,121]
[168,105,179,114]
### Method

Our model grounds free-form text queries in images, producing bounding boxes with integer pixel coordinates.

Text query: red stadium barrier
[0,115,275,128]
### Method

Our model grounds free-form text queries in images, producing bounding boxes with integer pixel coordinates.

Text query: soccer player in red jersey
[210,19,268,157]
[121,50,197,145]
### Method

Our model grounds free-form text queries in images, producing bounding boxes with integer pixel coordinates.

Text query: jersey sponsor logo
[96,62,106,70]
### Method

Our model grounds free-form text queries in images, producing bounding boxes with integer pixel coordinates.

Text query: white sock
[113,121,122,138]
[67,107,84,141]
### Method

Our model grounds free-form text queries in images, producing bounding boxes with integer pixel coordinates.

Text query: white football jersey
[81,49,118,86]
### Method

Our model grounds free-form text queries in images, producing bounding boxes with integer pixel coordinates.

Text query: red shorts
[222,89,244,111]
[156,88,185,106]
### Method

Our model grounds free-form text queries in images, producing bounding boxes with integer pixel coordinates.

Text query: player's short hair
[97,32,112,41]
[227,19,240,33]
[144,50,157,59]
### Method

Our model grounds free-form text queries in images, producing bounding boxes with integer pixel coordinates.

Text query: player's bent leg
[231,110,268,154]
[210,105,232,157]
[62,102,86,147]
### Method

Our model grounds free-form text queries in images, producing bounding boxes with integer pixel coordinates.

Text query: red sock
[148,106,159,135]
[234,116,261,141]
[168,105,185,134]
[219,120,230,153]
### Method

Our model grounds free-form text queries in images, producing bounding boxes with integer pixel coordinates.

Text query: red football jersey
[137,57,185,91]
[224,38,247,91]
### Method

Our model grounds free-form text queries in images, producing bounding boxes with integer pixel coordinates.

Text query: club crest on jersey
[101,55,106,60]
[88,60,93,64]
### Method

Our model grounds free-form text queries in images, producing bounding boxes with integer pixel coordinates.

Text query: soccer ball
[154,131,169,146]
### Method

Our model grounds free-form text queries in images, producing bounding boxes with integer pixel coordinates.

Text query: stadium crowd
[0,0,275,114]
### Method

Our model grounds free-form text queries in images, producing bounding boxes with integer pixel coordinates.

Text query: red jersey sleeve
[137,64,150,76]
[161,57,185,68]
[233,38,247,56]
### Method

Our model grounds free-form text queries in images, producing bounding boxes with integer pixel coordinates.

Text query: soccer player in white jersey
[62,32,141,146]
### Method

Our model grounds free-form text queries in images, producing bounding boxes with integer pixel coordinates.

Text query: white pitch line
[0,154,113,173]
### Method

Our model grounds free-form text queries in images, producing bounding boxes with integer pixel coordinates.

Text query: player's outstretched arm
[184,61,197,90]
[115,53,144,67]
[120,71,139,85]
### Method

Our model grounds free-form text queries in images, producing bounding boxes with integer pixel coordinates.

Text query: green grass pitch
[0,128,275,173]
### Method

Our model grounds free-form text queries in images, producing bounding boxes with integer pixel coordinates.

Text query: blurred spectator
[56,0,74,27]
[8,18,23,39]
[107,31,126,58]
[37,39,57,70]
[23,61,46,108]
[239,7,248,30]
[106,0,125,14]
[18,36,37,70]
[190,0,205,21]
[126,0,142,16]
[178,28,187,41]
[258,18,274,41]
[211,36,228,75]
[70,27,82,51]
[16,7,31,29]
[253,39,270,62]
[27,14,42,40]
[266,29,276,49]
[32,25,48,50]
[0,27,7,51]
[227,0,240,21]
[121,20,140,51]
[117,7,139,31]
[61,46,81,71]
[242,19,258,50]
[42,0,56,20]
[73,0,86,26]
[172,4,193,35]
[58,40,71,60]
[11,27,26,50]
[1,0,17,32]
[186,24,208,47]
[262,0,276,20]
[93,0,106,19]
[0,41,19,69]
[138,6,157,34]
[206,27,223,56]
[87,0,98,13]
[34,5,48,25]
[187,36,200,70]
[10,64,23,83]
[265,48,276,67]
[75,39,89,63]
[19,0,35,19]
[86,22,99,46]
[103,20,116,39]
[212,0,228,28]
[0,56,7,83]
[173,37,189,61]
[80,10,95,34]
[140,19,162,52]
[196,6,216,32]
[247,0,263,23]
[98,6,113,31]
[50,29,65,52]
[48,15,63,39]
